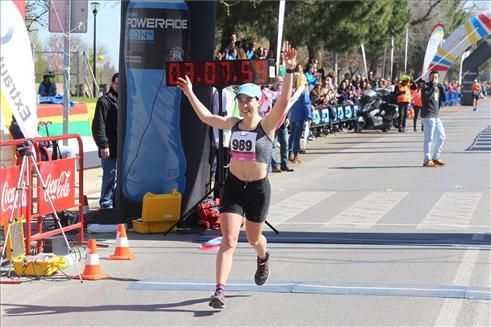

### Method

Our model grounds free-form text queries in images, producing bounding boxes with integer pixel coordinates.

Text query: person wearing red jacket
[411,80,424,132]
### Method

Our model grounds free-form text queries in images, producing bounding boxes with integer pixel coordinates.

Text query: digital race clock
[166,59,273,87]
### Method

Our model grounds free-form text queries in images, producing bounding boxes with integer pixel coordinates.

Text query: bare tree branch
[410,0,444,27]
[25,0,49,32]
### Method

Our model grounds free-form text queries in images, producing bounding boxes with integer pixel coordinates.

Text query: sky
[39,0,121,68]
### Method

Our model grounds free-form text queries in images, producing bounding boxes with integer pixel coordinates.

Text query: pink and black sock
[215,283,225,294]
[258,251,269,264]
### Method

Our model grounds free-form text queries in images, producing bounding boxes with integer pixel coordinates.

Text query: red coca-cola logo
[43,170,71,202]
[38,158,75,215]
[1,181,27,213]
[0,166,27,224]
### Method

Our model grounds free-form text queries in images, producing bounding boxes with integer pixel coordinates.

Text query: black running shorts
[220,172,271,223]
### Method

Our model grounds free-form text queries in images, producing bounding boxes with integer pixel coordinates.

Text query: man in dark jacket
[92,73,119,208]
[421,71,446,167]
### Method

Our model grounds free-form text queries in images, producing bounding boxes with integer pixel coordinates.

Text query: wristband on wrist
[286,68,295,74]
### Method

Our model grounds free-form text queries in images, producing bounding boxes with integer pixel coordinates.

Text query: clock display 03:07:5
[166,60,270,86]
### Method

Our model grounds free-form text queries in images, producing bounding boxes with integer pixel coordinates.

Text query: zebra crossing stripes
[323,192,408,229]
[467,125,491,151]
[417,193,482,230]
[267,192,335,224]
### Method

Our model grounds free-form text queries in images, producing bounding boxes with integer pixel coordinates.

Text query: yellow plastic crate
[13,254,67,276]
[132,219,178,234]
[141,189,181,222]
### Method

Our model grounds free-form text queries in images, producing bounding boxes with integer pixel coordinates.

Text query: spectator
[222,34,237,57]
[421,71,446,167]
[411,80,424,132]
[92,72,119,208]
[322,79,336,105]
[395,75,416,132]
[211,85,236,194]
[254,47,263,59]
[337,80,352,105]
[38,73,57,96]
[482,81,488,97]
[216,49,227,60]
[261,48,268,59]
[277,51,286,77]
[246,42,256,59]
[237,48,248,60]
[270,76,294,173]
[295,63,304,74]
[226,48,237,60]
[310,82,325,108]
[288,73,312,164]
[305,64,318,91]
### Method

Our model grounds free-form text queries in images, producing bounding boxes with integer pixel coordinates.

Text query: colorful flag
[422,24,445,79]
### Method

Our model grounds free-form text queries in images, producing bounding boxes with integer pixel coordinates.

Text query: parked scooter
[355,89,399,133]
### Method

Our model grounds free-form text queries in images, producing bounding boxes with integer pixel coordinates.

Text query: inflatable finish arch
[461,40,491,105]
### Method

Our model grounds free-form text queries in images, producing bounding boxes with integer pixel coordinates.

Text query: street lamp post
[91,2,100,98]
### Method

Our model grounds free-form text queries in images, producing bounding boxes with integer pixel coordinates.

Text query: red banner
[37,158,75,215]
[0,165,28,226]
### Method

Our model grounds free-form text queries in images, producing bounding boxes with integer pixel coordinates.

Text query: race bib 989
[230,131,257,161]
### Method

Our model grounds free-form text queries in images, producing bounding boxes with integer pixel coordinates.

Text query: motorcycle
[355,89,399,133]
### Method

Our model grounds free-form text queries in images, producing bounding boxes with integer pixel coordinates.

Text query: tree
[364,0,411,76]
[25,0,49,32]
[216,0,278,51]
[29,31,47,82]
[215,0,399,60]
[406,0,471,79]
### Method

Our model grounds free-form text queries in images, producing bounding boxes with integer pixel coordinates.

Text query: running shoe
[209,291,225,309]
[255,250,270,286]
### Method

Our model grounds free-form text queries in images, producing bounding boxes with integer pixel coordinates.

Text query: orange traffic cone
[108,224,135,260]
[80,239,111,280]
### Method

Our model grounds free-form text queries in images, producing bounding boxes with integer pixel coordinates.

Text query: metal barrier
[0,134,84,254]
[310,104,360,129]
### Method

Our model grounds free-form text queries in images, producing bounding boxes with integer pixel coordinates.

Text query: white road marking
[267,192,335,225]
[324,192,408,229]
[418,193,482,230]
[434,250,481,326]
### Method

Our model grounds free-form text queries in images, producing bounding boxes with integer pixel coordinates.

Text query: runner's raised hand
[283,41,297,70]
[176,76,193,97]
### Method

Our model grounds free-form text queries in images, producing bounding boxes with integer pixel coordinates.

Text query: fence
[0,135,85,254]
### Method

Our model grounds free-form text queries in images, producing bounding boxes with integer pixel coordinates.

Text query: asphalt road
[1,102,490,326]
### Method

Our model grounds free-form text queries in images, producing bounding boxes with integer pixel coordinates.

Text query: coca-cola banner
[37,158,75,215]
[0,165,27,226]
